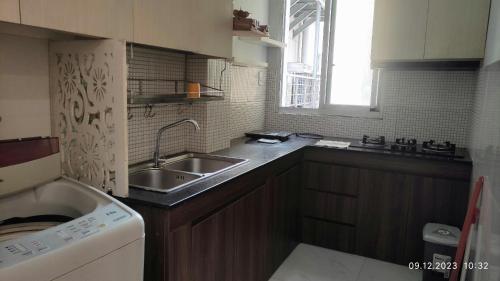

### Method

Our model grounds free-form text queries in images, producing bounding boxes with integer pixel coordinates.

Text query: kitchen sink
[129,153,248,193]
[161,153,247,174]
[129,168,202,193]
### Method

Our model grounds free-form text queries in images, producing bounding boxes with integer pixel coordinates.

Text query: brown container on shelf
[187,82,201,99]
[233,18,259,31]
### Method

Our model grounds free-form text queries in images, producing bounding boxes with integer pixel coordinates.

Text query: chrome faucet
[153,118,200,167]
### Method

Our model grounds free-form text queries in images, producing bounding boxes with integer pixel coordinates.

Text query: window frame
[280,0,382,118]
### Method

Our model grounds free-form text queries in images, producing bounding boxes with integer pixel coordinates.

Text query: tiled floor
[269,244,422,281]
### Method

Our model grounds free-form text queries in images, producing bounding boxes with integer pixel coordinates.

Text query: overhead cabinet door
[372,0,490,61]
[194,0,232,58]
[425,0,490,59]
[19,0,133,40]
[371,0,428,61]
[0,0,20,23]
[133,0,232,58]
[133,0,198,53]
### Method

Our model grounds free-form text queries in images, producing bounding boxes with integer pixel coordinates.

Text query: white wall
[485,0,500,65]
[0,33,51,139]
[468,0,500,279]
[232,0,269,63]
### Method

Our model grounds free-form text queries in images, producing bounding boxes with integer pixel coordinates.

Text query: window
[281,0,378,114]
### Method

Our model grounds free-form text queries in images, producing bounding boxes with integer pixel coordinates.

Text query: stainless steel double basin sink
[129,153,248,193]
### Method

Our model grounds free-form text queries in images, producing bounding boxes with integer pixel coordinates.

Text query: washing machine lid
[0,177,144,281]
[0,138,61,198]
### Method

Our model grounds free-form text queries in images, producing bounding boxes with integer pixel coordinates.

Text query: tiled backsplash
[229,66,267,139]
[265,69,477,147]
[128,46,479,165]
[127,46,186,164]
[128,104,191,164]
[127,46,254,164]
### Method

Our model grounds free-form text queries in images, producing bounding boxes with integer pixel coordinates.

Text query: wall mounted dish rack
[127,78,224,106]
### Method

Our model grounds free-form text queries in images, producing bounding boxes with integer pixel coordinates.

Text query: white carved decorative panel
[50,40,128,197]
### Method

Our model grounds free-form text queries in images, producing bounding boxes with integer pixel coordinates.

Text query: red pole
[449,176,484,281]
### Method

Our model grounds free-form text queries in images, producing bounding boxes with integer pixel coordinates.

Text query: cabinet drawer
[302,217,356,253]
[303,190,357,225]
[303,162,359,196]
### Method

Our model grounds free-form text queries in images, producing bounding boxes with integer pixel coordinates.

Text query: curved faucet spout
[153,119,200,167]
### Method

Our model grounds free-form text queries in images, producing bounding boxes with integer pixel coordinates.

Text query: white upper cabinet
[14,0,233,58]
[371,0,428,61]
[372,0,491,61]
[194,0,232,58]
[425,0,490,59]
[133,0,232,58]
[133,0,198,53]
[19,0,133,41]
[0,0,20,23]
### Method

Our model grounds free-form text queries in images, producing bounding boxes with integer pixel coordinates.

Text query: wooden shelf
[233,30,285,48]
[238,36,285,48]
[231,57,268,68]
[232,29,268,37]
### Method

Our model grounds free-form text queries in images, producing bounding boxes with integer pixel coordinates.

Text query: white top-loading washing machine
[0,138,145,281]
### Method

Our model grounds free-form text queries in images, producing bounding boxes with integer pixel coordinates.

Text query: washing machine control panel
[0,203,131,268]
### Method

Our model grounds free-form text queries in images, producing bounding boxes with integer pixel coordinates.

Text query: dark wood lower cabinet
[179,163,301,281]
[302,189,357,225]
[192,205,234,281]
[303,162,359,196]
[233,184,271,281]
[355,169,412,263]
[302,148,471,266]
[269,165,301,273]
[302,217,356,252]
[403,177,469,264]
[126,148,472,280]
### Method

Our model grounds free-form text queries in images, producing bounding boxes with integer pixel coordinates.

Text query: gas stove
[352,136,465,159]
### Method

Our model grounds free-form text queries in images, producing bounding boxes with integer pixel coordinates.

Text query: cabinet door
[303,162,359,196]
[371,0,428,61]
[302,217,357,253]
[0,0,20,23]
[19,0,133,40]
[234,184,271,281]
[133,0,197,53]
[194,0,232,58]
[425,0,490,59]
[269,165,300,274]
[303,190,358,225]
[356,169,412,264]
[192,205,234,281]
[403,177,469,263]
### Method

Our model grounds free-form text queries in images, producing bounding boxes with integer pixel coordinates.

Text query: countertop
[123,136,472,209]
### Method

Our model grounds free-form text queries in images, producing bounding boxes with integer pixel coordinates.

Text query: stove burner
[362,135,385,146]
[350,136,465,159]
[391,138,417,152]
[422,140,456,154]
